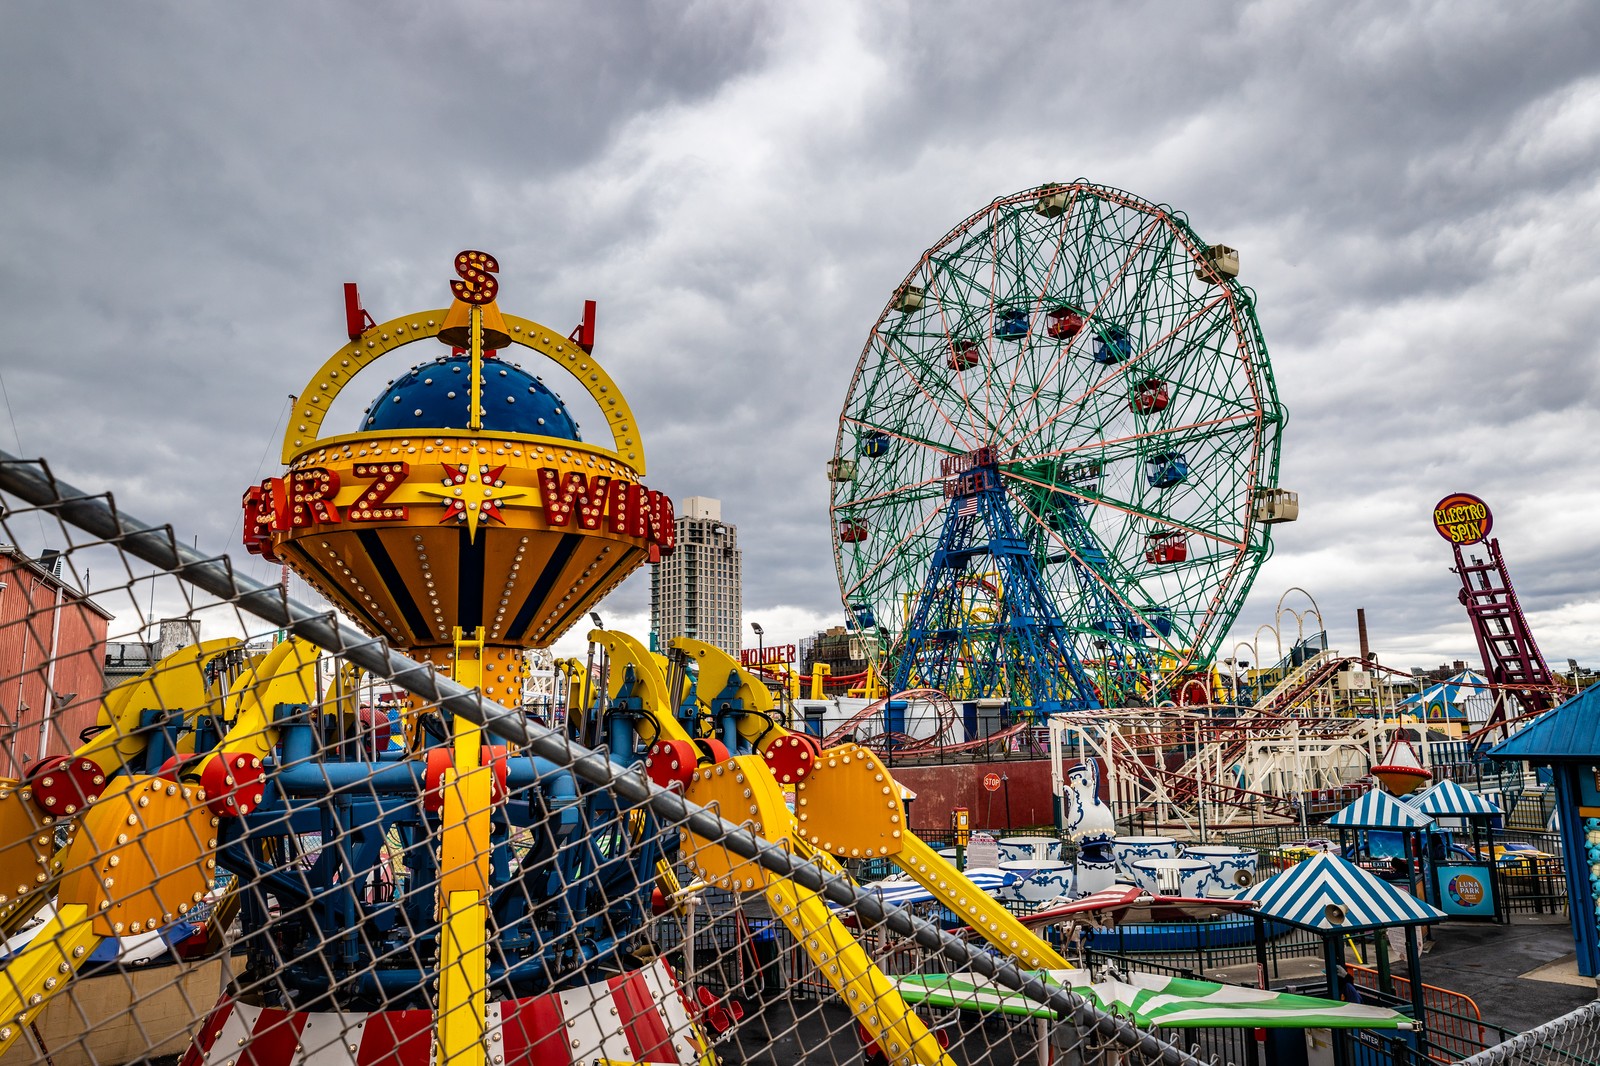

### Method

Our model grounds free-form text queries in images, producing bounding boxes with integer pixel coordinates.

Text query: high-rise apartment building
[650,496,743,655]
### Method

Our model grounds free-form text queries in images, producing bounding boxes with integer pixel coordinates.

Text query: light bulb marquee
[241,251,674,651]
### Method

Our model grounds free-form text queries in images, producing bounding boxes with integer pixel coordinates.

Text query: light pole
[751,621,764,662]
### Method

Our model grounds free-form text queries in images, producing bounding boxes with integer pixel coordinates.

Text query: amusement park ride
[1431,493,1563,742]
[0,245,1086,1066]
[829,182,1298,713]
[0,181,1558,1066]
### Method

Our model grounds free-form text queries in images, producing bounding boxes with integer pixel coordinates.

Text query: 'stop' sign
[1432,493,1493,545]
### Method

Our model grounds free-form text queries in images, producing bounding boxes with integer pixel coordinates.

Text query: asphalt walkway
[1395,913,1598,1035]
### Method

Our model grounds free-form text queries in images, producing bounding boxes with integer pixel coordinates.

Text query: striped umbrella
[893,970,1411,1029]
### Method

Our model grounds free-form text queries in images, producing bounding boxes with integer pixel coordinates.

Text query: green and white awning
[893,970,1411,1030]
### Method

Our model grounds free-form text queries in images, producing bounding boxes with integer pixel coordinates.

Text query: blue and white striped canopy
[1407,779,1502,817]
[857,868,1017,909]
[1325,788,1434,829]
[1239,853,1445,932]
[1398,669,1494,723]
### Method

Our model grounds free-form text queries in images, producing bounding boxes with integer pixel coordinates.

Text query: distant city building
[1411,660,1471,685]
[650,496,743,655]
[800,624,869,681]
[104,618,204,686]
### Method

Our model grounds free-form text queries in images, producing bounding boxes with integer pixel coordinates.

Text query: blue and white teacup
[1184,846,1259,895]
[1128,857,1213,897]
[1072,857,1121,897]
[999,836,1060,863]
[998,860,1074,904]
[1112,835,1181,873]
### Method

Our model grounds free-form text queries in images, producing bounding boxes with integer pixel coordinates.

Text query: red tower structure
[1434,493,1563,741]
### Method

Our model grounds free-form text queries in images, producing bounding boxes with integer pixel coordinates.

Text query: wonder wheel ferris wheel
[829,181,1297,710]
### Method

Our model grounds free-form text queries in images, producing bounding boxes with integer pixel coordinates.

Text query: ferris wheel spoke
[838,471,948,511]
[1001,467,1243,550]
[922,254,1010,441]
[1008,409,1260,470]
[991,204,1074,430]
[871,331,985,450]
[1006,290,1231,458]
[840,503,946,601]
[999,213,1166,442]
[1008,490,1182,655]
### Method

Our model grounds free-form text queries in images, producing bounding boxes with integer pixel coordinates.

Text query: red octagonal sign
[982,772,1002,792]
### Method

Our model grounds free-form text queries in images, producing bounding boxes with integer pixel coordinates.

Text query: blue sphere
[362,355,581,439]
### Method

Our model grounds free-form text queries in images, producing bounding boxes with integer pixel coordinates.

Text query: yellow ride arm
[669,638,1071,969]
[196,638,320,775]
[588,630,697,747]
[76,638,245,773]
[667,637,778,751]
[0,904,100,1057]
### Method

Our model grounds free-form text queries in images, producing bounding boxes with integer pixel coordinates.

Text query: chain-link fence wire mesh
[1453,1001,1600,1066]
[0,451,1226,1066]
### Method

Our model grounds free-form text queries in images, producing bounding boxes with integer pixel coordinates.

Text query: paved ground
[1394,913,1598,1034]
[1189,913,1596,1038]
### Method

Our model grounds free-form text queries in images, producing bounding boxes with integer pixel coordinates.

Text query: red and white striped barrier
[181,960,706,1066]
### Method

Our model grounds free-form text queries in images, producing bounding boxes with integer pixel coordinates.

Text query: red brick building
[0,547,113,778]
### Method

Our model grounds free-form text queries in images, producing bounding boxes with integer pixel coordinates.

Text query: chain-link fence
[1454,1000,1600,1066]
[0,452,1240,1066]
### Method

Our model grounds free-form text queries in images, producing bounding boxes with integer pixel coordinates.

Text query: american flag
[957,496,979,518]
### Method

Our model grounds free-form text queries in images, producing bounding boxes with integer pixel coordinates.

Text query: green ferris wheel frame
[829,181,1289,704]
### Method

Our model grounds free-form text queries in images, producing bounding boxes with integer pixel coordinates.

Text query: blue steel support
[216,702,665,1011]
[1048,500,1156,699]
[1555,765,1600,977]
[892,463,1099,712]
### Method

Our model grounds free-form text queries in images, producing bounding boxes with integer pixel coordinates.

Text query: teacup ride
[996,861,1074,905]
[1110,835,1182,874]
[1183,845,1260,896]
[997,835,1060,863]
[1127,857,1214,898]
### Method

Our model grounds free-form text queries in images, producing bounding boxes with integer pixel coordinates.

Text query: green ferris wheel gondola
[829,181,1289,707]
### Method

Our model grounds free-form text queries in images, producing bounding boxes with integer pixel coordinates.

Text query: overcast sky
[3,1,1599,676]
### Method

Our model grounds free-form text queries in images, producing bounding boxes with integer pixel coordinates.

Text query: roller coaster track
[1252,649,1342,712]
[1101,726,1301,821]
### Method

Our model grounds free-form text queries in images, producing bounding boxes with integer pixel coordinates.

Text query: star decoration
[415,463,527,542]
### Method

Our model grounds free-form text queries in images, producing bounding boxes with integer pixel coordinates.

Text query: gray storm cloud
[1,0,1597,668]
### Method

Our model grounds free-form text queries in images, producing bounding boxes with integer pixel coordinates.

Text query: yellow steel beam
[589,629,694,747]
[893,831,1071,971]
[766,881,952,1066]
[667,638,774,750]
[435,627,490,1066]
[0,903,100,1057]
[436,891,487,1066]
[198,638,320,772]
[77,638,243,771]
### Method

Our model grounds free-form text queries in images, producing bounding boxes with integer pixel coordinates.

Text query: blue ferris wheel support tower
[890,447,1101,713]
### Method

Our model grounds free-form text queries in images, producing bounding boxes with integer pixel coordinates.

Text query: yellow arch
[280,310,647,473]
